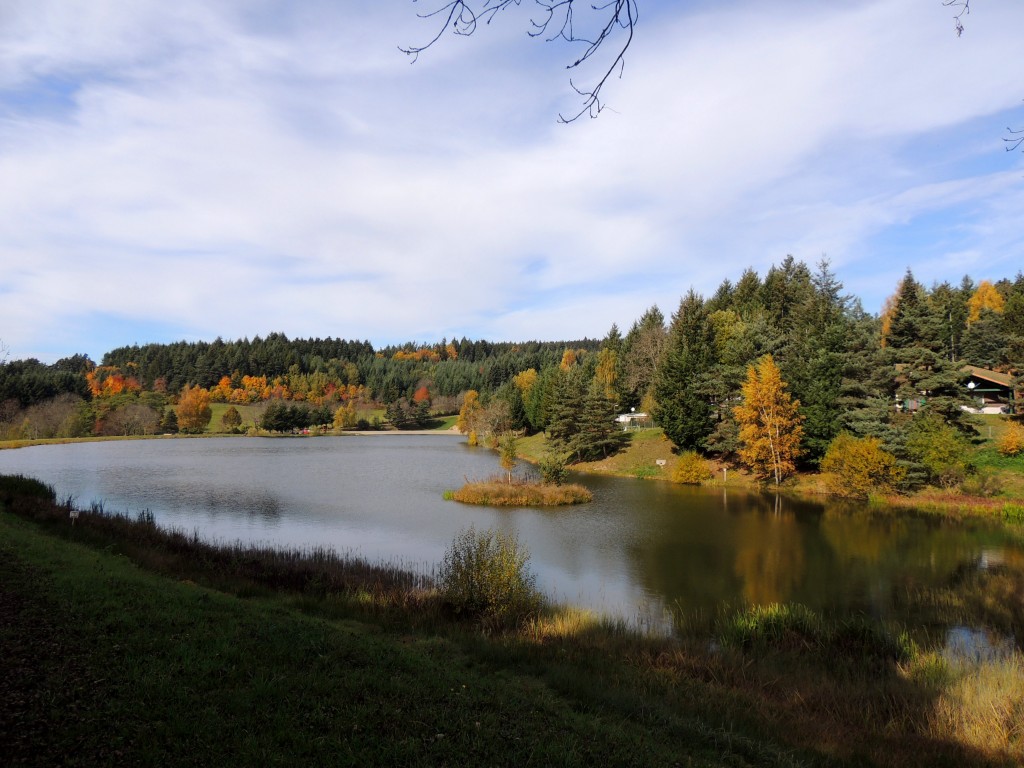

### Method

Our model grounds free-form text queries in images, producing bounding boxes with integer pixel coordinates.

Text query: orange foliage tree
[211,376,233,402]
[734,355,804,485]
[176,384,213,434]
[393,348,441,363]
[86,366,141,398]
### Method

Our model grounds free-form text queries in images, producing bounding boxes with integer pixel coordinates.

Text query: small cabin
[962,365,1015,414]
[616,412,650,429]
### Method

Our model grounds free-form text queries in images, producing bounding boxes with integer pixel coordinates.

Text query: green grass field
[0,510,758,768]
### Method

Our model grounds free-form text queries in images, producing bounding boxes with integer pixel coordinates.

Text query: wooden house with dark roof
[962,365,1016,414]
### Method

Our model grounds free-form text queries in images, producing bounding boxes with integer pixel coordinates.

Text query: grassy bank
[513,427,1024,519]
[3,476,1023,767]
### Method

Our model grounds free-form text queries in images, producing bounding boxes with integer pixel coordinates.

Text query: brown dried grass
[448,476,592,506]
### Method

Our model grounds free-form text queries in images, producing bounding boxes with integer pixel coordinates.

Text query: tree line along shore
[2,257,1023,506]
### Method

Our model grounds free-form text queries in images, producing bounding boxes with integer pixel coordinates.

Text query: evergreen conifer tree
[653,290,716,452]
[546,367,586,458]
[568,379,629,462]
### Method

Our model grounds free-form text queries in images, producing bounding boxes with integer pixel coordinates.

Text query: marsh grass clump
[1004,503,1024,524]
[931,652,1024,760]
[439,525,540,631]
[719,603,914,666]
[448,475,591,506]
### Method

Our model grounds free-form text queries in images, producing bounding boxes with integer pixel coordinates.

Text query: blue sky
[1,0,1022,363]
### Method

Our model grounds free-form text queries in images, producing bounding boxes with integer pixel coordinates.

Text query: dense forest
[3,257,1022,492]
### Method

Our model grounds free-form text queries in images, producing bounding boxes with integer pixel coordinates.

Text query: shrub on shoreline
[671,451,713,484]
[998,422,1024,457]
[439,525,540,631]
[821,433,905,499]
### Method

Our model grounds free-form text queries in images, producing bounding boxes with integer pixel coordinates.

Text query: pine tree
[960,310,1010,368]
[546,367,586,458]
[927,281,968,361]
[568,380,629,462]
[386,399,413,430]
[885,270,929,349]
[653,290,716,452]
[780,259,851,462]
[159,408,179,434]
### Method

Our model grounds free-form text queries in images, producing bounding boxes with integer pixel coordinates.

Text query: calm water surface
[2,435,1020,633]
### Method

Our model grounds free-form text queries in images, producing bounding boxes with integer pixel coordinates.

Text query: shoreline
[4,429,1023,524]
[0,427,463,451]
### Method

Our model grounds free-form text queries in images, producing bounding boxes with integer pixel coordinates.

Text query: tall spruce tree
[568,379,629,462]
[927,280,969,362]
[653,290,716,452]
[961,310,1010,368]
[546,366,586,455]
[780,259,851,462]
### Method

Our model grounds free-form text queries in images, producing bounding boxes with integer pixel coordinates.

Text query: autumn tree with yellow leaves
[966,279,1005,325]
[734,355,804,486]
[457,389,484,445]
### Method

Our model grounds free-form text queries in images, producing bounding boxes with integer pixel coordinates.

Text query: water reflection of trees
[732,499,806,604]
[625,486,1024,624]
[819,510,910,566]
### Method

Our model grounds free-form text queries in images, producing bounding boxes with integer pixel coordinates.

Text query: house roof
[962,365,1013,388]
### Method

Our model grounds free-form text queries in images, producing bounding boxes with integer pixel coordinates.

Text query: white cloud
[1,0,1022,360]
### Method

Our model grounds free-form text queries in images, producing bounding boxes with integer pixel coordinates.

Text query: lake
[2,435,1020,639]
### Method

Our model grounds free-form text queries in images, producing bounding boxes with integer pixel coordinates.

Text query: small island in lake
[446,477,592,506]
[446,432,592,506]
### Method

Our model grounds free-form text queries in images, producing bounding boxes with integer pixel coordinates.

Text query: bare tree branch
[401,0,638,122]
[943,0,971,37]
[944,3,1023,153]
[400,0,522,62]
[1006,126,1024,153]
